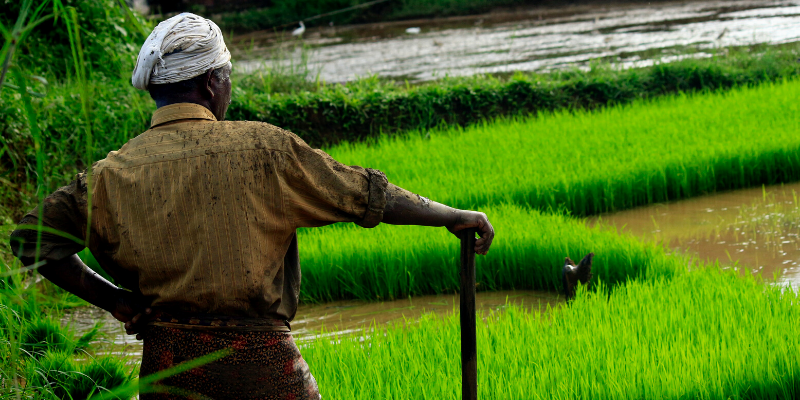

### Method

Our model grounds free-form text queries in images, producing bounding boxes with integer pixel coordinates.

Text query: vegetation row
[326,78,800,215]
[284,79,800,302]
[297,204,677,302]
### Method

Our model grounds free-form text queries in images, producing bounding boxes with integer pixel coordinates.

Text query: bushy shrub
[0,0,149,80]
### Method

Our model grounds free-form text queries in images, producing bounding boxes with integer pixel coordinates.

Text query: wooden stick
[459,228,478,400]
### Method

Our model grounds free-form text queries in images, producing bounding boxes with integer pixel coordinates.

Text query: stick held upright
[459,228,478,400]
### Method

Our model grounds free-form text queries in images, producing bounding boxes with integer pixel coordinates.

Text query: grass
[303,267,800,399]
[326,78,800,216]
[298,204,679,302]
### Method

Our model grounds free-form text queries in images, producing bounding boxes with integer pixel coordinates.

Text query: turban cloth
[131,13,231,90]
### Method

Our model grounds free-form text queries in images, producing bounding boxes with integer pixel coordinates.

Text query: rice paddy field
[282,79,800,399]
[4,2,800,396]
[6,78,800,399]
[297,78,800,301]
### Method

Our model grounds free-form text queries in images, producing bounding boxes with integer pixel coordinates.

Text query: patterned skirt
[139,325,321,400]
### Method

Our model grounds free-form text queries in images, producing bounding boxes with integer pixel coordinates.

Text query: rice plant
[303,267,800,400]
[298,204,680,302]
[326,79,800,216]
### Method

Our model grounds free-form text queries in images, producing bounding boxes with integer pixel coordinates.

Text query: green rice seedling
[0,274,134,399]
[23,350,133,400]
[298,204,680,302]
[21,318,75,357]
[302,267,800,400]
[326,79,800,216]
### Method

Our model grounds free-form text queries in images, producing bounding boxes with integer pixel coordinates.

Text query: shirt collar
[150,103,217,128]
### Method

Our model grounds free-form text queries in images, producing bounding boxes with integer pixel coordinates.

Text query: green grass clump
[327,78,800,216]
[299,204,679,302]
[23,351,132,400]
[303,268,800,399]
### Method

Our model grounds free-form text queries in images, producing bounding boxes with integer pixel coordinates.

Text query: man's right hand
[446,210,495,255]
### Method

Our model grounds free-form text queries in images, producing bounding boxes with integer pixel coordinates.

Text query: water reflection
[590,181,800,287]
[234,0,800,82]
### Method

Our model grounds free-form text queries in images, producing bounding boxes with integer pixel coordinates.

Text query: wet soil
[232,0,800,82]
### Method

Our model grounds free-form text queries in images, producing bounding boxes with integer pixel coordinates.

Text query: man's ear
[202,69,215,100]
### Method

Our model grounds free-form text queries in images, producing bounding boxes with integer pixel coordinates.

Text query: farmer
[9,13,494,400]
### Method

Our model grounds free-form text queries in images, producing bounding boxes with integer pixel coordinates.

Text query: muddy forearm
[381,184,460,227]
[36,254,122,313]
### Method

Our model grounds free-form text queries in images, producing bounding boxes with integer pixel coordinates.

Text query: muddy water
[234,0,800,82]
[66,290,560,362]
[590,181,800,286]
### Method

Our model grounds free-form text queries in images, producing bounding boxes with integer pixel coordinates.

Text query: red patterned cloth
[140,325,321,400]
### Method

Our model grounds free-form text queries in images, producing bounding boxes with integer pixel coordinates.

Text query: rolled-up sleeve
[9,173,88,264]
[279,132,388,229]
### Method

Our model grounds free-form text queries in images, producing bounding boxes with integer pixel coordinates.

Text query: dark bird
[562,253,594,301]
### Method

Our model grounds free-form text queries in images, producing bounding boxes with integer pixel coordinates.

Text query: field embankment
[229,47,800,149]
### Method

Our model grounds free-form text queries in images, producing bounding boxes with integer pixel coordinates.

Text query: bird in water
[292,21,306,37]
[562,253,593,301]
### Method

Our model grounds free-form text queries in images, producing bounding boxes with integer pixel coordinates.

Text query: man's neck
[155,98,211,110]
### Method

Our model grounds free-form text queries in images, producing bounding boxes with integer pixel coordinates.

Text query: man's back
[24,103,386,321]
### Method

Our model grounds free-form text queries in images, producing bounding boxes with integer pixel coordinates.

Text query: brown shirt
[10,103,388,321]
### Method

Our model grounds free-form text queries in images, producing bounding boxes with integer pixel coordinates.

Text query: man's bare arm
[381,184,495,254]
[35,255,151,338]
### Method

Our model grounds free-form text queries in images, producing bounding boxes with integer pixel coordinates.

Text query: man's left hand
[110,290,152,340]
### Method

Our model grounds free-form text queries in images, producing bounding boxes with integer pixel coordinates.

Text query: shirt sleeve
[9,173,88,265]
[278,132,388,229]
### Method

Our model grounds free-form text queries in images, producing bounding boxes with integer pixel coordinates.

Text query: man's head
[131,13,232,121]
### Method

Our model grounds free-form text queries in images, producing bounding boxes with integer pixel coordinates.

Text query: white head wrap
[131,13,231,90]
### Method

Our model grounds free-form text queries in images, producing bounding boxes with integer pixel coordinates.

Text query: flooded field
[592,181,800,286]
[234,0,800,82]
[66,290,559,362]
